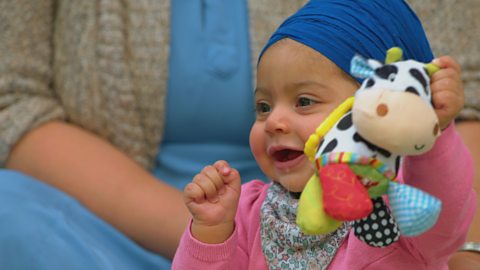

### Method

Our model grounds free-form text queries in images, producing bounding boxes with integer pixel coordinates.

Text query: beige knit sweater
[0,0,306,169]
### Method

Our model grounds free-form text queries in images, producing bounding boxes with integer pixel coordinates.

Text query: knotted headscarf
[259,0,434,79]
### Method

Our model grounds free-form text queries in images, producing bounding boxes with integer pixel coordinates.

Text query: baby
[172,1,475,269]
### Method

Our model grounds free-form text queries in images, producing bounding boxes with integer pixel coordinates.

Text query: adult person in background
[0,1,306,269]
[408,1,480,269]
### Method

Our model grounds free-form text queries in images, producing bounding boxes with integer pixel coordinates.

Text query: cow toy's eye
[388,73,396,82]
[405,87,420,96]
[375,65,398,80]
[365,78,375,88]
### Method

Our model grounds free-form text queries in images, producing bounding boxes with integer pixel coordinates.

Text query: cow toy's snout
[352,88,439,155]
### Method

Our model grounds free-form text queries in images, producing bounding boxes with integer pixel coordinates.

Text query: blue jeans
[0,170,171,270]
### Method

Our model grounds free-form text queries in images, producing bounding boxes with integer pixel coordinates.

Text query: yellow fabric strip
[305,96,355,161]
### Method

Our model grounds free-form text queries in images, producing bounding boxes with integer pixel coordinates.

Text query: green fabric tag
[349,164,389,198]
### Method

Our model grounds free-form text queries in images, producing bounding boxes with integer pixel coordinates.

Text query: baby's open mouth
[272,149,304,162]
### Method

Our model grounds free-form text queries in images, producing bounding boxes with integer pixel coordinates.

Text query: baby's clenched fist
[183,160,241,244]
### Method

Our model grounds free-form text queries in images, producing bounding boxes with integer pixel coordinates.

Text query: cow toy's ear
[424,63,440,77]
[351,55,374,78]
[385,47,403,64]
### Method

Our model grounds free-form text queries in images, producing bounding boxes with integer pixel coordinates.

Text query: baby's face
[250,39,358,192]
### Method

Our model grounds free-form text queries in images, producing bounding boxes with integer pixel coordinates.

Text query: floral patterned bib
[260,182,350,270]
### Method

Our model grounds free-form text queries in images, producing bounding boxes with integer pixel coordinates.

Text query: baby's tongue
[276,149,303,162]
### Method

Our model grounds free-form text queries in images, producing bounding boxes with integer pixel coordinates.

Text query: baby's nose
[265,108,290,133]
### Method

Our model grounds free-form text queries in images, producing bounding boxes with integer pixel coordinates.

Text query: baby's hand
[431,56,465,130]
[183,160,241,244]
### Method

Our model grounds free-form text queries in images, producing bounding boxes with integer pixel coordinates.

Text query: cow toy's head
[298,48,443,246]
[351,47,440,155]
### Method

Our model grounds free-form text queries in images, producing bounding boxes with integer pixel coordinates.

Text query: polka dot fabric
[353,197,400,248]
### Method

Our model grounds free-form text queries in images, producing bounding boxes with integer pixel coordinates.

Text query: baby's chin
[270,170,313,193]
[271,179,303,199]
[273,179,308,194]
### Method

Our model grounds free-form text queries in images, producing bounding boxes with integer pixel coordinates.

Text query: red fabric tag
[319,163,372,220]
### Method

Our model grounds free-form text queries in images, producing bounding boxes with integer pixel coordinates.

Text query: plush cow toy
[297,47,442,248]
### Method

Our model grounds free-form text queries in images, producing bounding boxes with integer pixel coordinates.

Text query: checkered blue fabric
[387,182,441,236]
[350,55,374,79]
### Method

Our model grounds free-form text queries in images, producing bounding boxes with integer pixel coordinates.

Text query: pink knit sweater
[172,125,476,270]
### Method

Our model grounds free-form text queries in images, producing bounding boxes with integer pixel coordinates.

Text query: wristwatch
[460,242,480,253]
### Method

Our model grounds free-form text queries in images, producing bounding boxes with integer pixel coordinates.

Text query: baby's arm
[401,56,476,262]
[183,160,242,244]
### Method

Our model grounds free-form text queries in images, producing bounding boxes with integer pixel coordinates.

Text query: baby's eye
[255,101,271,114]
[296,97,316,107]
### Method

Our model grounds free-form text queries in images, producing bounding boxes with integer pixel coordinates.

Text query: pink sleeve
[172,180,268,270]
[171,220,248,270]
[400,123,477,262]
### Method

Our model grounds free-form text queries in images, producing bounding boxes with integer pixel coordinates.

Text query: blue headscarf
[259,0,434,79]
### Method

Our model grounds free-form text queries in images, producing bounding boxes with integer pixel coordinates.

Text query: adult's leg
[0,170,171,270]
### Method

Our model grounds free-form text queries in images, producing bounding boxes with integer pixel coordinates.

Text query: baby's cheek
[249,126,273,178]
[249,126,262,159]
[250,144,273,178]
